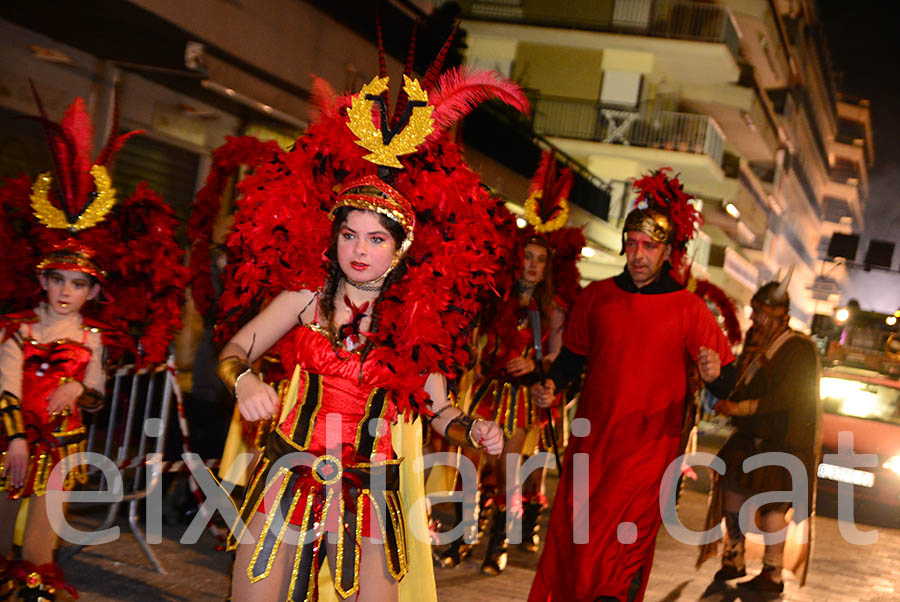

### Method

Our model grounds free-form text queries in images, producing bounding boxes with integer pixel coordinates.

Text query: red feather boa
[187,136,282,319]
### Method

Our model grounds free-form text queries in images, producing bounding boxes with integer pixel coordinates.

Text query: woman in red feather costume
[0,91,187,600]
[208,55,530,599]
[443,151,584,576]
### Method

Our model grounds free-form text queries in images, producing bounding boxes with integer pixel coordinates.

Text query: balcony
[529,94,725,166]
[466,0,741,60]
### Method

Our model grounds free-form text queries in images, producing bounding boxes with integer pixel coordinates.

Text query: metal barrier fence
[60,357,218,574]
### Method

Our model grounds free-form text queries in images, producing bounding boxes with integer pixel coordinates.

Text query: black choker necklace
[346,278,382,292]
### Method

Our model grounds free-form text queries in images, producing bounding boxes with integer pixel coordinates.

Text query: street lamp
[887,316,898,327]
[835,307,850,323]
[724,202,741,219]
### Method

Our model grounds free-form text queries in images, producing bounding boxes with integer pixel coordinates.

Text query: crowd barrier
[59,357,219,574]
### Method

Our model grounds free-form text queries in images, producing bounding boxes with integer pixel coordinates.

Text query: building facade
[455,0,874,326]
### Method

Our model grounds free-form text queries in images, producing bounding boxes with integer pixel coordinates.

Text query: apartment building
[455,0,874,325]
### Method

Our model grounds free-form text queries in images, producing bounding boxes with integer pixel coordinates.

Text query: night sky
[820,1,900,314]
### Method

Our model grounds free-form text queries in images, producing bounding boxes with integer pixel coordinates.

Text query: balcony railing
[468,0,740,60]
[530,95,725,166]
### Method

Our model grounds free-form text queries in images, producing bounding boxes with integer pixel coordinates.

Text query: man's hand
[1,438,29,489]
[506,356,535,377]
[47,379,84,417]
[471,420,503,456]
[531,379,557,408]
[715,399,757,416]
[698,346,721,383]
[235,373,279,422]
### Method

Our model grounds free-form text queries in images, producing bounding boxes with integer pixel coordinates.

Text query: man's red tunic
[529,273,734,602]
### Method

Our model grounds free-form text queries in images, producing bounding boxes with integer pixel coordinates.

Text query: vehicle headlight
[883,456,900,475]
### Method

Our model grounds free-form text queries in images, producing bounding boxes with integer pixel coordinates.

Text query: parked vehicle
[816,365,900,526]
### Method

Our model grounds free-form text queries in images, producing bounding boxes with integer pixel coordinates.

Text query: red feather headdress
[192,39,530,415]
[0,89,188,365]
[521,150,585,311]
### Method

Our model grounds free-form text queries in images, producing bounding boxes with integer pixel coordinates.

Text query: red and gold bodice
[276,325,407,460]
[21,335,92,432]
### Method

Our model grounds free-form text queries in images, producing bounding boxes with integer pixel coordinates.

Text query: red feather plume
[310,76,339,120]
[427,66,530,143]
[529,150,573,223]
[60,98,95,216]
[1,95,187,366]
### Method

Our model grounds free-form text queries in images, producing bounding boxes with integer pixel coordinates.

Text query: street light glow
[724,202,741,219]
[887,316,898,326]
[835,307,850,323]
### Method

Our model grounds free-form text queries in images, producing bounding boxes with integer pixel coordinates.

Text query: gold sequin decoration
[346,75,434,168]
[30,165,117,231]
[286,489,317,602]
[247,468,292,583]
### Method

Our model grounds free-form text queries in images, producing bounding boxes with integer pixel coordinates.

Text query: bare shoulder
[269,289,317,318]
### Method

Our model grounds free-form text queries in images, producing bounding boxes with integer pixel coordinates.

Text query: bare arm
[0,330,23,399]
[219,290,316,363]
[545,306,566,363]
[82,331,106,394]
[424,373,503,456]
[219,290,316,422]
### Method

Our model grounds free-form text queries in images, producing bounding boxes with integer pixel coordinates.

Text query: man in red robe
[528,205,736,602]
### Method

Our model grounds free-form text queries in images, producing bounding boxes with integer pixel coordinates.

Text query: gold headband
[36,247,106,281]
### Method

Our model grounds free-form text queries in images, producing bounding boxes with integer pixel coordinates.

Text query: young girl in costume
[201,51,529,599]
[0,93,186,600]
[0,246,106,601]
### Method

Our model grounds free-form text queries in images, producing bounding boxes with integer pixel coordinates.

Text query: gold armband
[444,414,479,449]
[217,356,252,397]
[0,390,25,439]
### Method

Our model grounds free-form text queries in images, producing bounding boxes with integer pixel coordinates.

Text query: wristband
[217,356,252,397]
[444,413,479,448]
[234,367,256,397]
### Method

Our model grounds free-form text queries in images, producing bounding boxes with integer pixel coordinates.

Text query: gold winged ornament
[30,164,116,231]
[346,75,433,168]
[524,190,569,234]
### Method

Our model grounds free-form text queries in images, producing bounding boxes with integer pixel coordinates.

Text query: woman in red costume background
[452,151,584,576]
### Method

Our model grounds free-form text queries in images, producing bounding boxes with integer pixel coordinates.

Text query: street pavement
[433,485,900,602]
[56,480,900,601]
